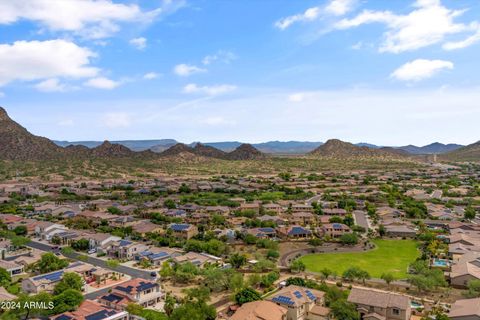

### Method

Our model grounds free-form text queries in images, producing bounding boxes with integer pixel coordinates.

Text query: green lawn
[299,239,420,279]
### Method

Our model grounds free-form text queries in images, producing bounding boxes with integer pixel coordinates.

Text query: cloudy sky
[1,0,480,146]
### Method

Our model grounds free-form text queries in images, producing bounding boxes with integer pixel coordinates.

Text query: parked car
[87,249,97,254]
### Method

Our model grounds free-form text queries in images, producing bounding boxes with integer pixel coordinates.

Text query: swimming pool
[432,258,449,267]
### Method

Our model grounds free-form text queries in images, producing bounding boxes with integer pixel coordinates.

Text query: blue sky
[1,0,480,146]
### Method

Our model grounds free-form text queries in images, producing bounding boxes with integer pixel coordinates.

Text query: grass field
[299,239,420,279]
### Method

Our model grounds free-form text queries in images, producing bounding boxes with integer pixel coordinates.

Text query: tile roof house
[277,226,312,239]
[267,285,329,320]
[448,297,480,320]
[51,299,128,320]
[0,260,24,277]
[347,287,411,320]
[168,223,198,240]
[245,227,277,239]
[229,300,287,320]
[319,223,351,238]
[106,240,149,260]
[98,278,162,309]
[449,251,480,288]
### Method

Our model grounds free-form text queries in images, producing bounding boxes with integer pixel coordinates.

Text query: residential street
[27,241,153,281]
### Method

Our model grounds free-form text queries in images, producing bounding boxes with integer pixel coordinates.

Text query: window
[392,308,400,315]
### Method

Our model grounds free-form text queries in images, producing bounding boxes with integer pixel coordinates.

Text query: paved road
[27,241,153,280]
[353,210,370,230]
[306,194,322,205]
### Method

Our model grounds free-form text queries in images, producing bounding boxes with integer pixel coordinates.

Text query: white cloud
[288,93,307,102]
[129,37,147,50]
[325,0,356,16]
[183,83,237,96]
[84,77,121,89]
[103,112,131,128]
[391,59,453,81]
[275,7,321,30]
[143,72,159,80]
[34,78,67,92]
[0,0,184,39]
[202,50,236,65]
[443,25,480,50]
[275,0,355,30]
[173,64,207,77]
[0,40,98,86]
[336,0,476,53]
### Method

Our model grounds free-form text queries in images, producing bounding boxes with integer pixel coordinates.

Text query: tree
[339,233,359,246]
[106,259,120,270]
[320,268,333,280]
[160,261,174,279]
[229,253,247,269]
[52,289,84,314]
[71,238,90,251]
[170,302,216,320]
[164,199,176,209]
[381,273,395,286]
[342,267,370,284]
[13,225,27,236]
[330,300,360,320]
[266,250,280,261]
[286,277,306,287]
[290,259,306,273]
[11,236,29,249]
[465,279,480,298]
[36,253,68,273]
[185,286,211,304]
[54,272,83,295]
[234,288,262,305]
[0,268,11,287]
[378,224,386,237]
[464,206,477,220]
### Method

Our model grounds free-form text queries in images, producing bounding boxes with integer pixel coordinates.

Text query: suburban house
[291,204,313,213]
[106,240,149,260]
[319,223,351,238]
[172,251,222,267]
[98,279,162,310]
[448,297,480,320]
[168,223,198,240]
[291,212,316,226]
[245,227,277,239]
[347,288,411,320]
[268,285,329,320]
[449,252,480,288]
[384,225,417,238]
[0,260,24,277]
[22,261,111,294]
[229,300,288,320]
[263,203,284,215]
[277,226,312,239]
[34,221,68,240]
[51,299,128,320]
[132,221,163,236]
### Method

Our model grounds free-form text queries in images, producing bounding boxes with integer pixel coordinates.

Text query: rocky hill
[0,107,64,160]
[226,144,265,160]
[440,141,480,162]
[192,143,228,158]
[310,139,409,159]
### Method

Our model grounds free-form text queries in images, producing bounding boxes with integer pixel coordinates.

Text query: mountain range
[53,139,464,155]
[0,106,478,162]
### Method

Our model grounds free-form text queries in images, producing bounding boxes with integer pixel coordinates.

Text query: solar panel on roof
[305,290,316,300]
[294,291,303,298]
